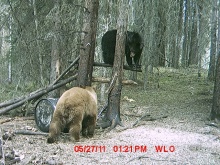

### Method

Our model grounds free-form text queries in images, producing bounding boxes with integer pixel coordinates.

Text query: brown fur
[47,86,97,143]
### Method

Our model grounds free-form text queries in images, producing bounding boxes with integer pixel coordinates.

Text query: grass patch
[122,68,213,107]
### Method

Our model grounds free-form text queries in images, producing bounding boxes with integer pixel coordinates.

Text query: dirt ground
[1,70,220,165]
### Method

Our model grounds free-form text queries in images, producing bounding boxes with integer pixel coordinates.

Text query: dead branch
[92,77,138,85]
[0,88,43,109]
[132,113,151,127]
[98,103,108,118]
[206,123,219,128]
[14,130,48,136]
[0,118,14,124]
[105,72,118,93]
[122,80,138,85]
[132,114,168,127]
[93,62,142,72]
[117,114,168,132]
[0,75,77,115]
[0,57,79,109]
[0,99,20,109]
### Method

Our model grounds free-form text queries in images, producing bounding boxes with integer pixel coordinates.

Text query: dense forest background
[0,0,220,119]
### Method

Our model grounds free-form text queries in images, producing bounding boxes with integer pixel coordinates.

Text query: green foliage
[0,81,40,102]
[122,68,213,107]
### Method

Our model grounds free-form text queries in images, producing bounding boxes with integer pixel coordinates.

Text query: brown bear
[47,86,97,143]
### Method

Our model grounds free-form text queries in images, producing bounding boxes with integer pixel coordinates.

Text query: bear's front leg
[47,121,62,143]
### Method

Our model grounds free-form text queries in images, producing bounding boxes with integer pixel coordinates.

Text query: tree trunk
[77,0,99,87]
[210,0,220,120]
[143,0,157,89]
[208,0,217,81]
[104,0,127,129]
[197,4,202,77]
[157,4,166,67]
[49,0,62,97]
[8,15,12,84]
[211,51,220,120]
[173,0,183,69]
[188,2,198,66]
[182,0,189,67]
[33,0,44,85]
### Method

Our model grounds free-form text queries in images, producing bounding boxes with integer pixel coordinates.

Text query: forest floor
[1,68,220,165]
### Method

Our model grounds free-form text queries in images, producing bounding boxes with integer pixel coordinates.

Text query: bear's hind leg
[82,119,88,137]
[69,123,82,142]
[82,116,96,138]
[87,116,96,138]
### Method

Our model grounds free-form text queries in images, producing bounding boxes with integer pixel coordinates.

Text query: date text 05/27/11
[73,145,175,153]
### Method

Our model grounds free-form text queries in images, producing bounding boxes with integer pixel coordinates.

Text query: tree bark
[157,3,166,67]
[49,0,62,97]
[33,0,44,85]
[210,0,220,120]
[104,0,127,129]
[182,0,189,67]
[197,3,202,77]
[77,0,99,87]
[211,49,220,120]
[173,0,183,69]
[188,2,198,66]
[211,48,220,121]
[208,0,217,81]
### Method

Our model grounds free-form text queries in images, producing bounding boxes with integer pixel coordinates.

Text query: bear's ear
[79,85,86,89]
[91,85,97,91]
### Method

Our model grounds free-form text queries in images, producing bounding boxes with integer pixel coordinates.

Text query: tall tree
[188,2,199,66]
[77,0,99,87]
[182,0,190,67]
[104,0,127,129]
[208,0,218,81]
[49,0,63,97]
[33,0,44,85]
[210,0,220,121]
[157,1,166,67]
[166,0,182,68]
[173,0,183,68]
[143,0,157,89]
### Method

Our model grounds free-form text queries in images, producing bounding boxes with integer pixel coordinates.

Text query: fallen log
[93,62,142,72]
[0,88,43,109]
[0,118,14,124]
[92,77,138,85]
[14,130,48,136]
[0,57,79,109]
[0,75,77,115]
[0,98,22,109]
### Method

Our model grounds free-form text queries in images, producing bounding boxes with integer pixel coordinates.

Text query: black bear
[101,29,143,68]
